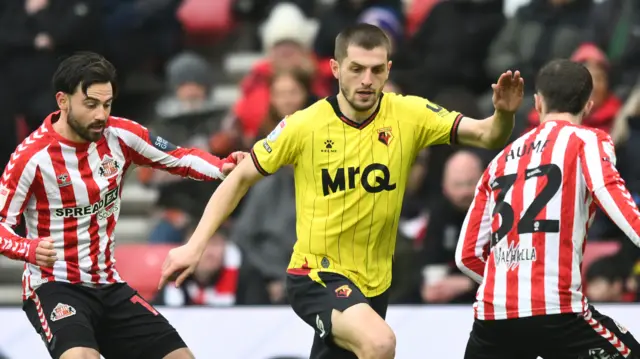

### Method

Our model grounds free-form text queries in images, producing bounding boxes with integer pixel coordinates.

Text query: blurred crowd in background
[1,0,640,309]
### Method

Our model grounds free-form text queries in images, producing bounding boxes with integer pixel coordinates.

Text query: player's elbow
[457,257,484,284]
[479,115,514,149]
[231,157,265,188]
[455,254,467,273]
[480,127,511,149]
[458,117,510,149]
[454,242,467,272]
[455,252,477,278]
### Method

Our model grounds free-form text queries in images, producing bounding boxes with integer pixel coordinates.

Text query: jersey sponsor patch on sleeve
[601,140,616,164]
[150,132,178,152]
[426,102,442,113]
[425,101,451,118]
[262,140,272,153]
[267,118,287,143]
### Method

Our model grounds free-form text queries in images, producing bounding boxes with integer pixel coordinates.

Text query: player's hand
[492,70,524,114]
[28,237,57,267]
[221,151,247,176]
[229,151,247,164]
[158,244,201,289]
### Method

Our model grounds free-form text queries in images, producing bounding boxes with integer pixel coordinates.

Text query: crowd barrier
[1,304,639,358]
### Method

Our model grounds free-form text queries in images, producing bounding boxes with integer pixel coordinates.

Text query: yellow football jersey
[250,92,463,296]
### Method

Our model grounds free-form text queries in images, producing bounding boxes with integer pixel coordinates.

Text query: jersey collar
[326,93,383,130]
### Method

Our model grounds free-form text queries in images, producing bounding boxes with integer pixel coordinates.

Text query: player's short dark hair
[535,59,593,115]
[52,51,118,97]
[334,23,391,62]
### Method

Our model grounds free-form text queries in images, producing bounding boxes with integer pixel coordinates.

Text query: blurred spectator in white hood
[229,3,332,144]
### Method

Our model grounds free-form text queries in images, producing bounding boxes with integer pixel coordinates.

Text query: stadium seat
[177,0,234,37]
[114,244,177,300]
[405,0,439,37]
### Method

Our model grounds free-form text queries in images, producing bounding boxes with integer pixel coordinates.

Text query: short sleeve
[414,98,464,148]
[250,116,300,175]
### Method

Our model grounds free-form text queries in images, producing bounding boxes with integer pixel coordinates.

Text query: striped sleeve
[578,129,640,247]
[0,138,42,262]
[455,169,493,284]
[109,117,231,181]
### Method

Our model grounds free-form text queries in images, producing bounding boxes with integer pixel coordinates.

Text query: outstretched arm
[191,158,263,251]
[158,115,302,288]
[456,71,524,150]
[110,117,240,180]
[158,157,264,288]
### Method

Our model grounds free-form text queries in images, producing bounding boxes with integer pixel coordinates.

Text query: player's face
[333,45,391,112]
[62,83,113,142]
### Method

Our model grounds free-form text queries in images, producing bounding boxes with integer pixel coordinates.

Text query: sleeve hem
[449,113,464,144]
[250,149,272,176]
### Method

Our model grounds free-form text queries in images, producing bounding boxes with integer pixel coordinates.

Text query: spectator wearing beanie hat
[358,6,402,55]
[525,44,622,134]
[156,51,216,119]
[230,3,333,145]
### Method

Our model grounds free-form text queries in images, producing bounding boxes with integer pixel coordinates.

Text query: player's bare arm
[159,156,264,288]
[457,71,524,149]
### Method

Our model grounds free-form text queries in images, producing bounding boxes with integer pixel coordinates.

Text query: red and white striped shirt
[0,112,232,300]
[455,119,640,320]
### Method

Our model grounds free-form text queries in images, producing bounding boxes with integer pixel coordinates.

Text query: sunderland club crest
[98,155,120,178]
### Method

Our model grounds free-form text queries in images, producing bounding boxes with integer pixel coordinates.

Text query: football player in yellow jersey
[160,23,524,359]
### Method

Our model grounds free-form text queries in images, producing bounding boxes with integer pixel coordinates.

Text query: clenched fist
[27,237,57,267]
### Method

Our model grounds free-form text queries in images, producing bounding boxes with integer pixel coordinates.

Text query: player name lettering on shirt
[493,243,537,271]
[54,186,119,218]
[504,139,549,163]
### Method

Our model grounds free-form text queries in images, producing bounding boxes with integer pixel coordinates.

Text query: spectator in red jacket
[525,44,622,133]
[256,68,317,140]
[231,3,333,142]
